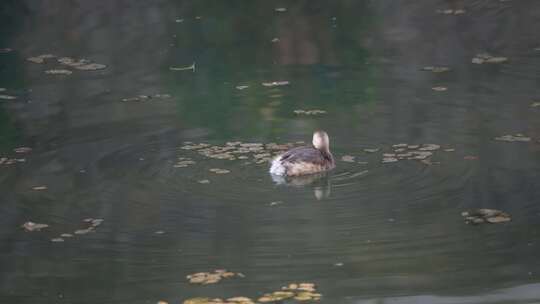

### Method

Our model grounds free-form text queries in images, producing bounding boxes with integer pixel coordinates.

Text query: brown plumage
[270,131,335,176]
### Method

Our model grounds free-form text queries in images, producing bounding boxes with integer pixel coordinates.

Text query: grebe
[270,131,335,176]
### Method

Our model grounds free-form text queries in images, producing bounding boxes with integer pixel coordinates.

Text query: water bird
[270,130,335,176]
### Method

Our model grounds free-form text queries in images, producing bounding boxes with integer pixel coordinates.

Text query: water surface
[1,1,540,303]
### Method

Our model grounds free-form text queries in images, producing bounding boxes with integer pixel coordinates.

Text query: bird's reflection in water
[271,172,331,200]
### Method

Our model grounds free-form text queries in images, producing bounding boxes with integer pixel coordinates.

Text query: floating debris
[531,102,540,107]
[170,62,195,71]
[472,53,508,65]
[158,301,169,304]
[121,93,172,102]
[22,221,49,232]
[382,157,398,164]
[27,54,55,64]
[436,9,466,15]
[58,57,107,70]
[0,94,17,100]
[76,63,107,71]
[269,201,283,206]
[432,86,448,91]
[14,147,32,153]
[421,66,450,73]
[51,238,64,242]
[363,148,380,153]
[444,148,455,152]
[187,270,242,285]
[275,7,287,12]
[293,109,327,115]
[74,228,93,235]
[182,282,320,304]
[494,134,531,142]
[464,155,478,160]
[174,158,196,168]
[236,85,249,90]
[60,233,74,238]
[262,81,289,87]
[0,48,13,53]
[209,168,230,174]
[419,144,441,151]
[379,143,446,164]
[155,230,165,235]
[45,69,72,75]
[198,179,210,184]
[271,38,280,43]
[341,155,355,162]
[0,157,25,165]
[32,186,48,191]
[461,209,511,225]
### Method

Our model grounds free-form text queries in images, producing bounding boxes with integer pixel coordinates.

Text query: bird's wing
[279,147,326,165]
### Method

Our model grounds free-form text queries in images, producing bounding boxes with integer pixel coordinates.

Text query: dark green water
[1,1,540,303]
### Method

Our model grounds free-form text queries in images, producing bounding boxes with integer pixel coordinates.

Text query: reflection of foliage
[0,0,28,41]
[165,0,378,138]
[0,0,27,88]
[0,107,20,152]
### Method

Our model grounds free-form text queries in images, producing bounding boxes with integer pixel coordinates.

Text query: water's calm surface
[1,1,540,303]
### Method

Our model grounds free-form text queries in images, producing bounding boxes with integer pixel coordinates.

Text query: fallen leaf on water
[363,148,380,153]
[436,9,466,15]
[494,134,531,142]
[14,147,32,153]
[22,221,49,232]
[382,157,398,164]
[419,144,441,151]
[462,208,511,225]
[432,86,448,91]
[227,297,253,303]
[187,270,242,285]
[262,81,289,87]
[183,298,211,304]
[122,94,172,102]
[27,54,55,64]
[341,155,355,162]
[45,69,72,75]
[75,63,107,71]
[74,228,93,235]
[472,53,508,64]
[422,66,450,73]
[170,62,195,71]
[209,168,230,174]
[0,94,17,100]
[293,109,327,115]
